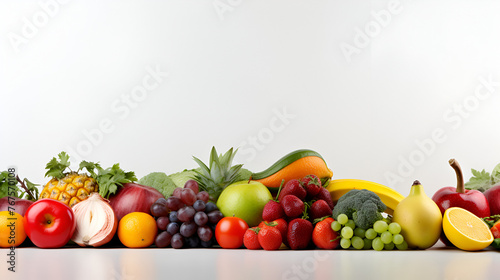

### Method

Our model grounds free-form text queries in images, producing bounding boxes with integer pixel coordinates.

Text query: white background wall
[1,0,499,197]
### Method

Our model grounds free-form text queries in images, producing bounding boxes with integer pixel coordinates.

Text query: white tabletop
[2,242,498,280]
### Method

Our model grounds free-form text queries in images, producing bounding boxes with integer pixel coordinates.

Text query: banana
[327,179,405,215]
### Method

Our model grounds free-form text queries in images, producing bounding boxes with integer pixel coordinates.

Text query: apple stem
[449,159,465,194]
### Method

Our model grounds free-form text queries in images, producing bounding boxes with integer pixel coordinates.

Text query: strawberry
[262,200,285,221]
[313,187,334,209]
[278,179,307,202]
[243,227,262,250]
[309,199,332,221]
[262,180,285,221]
[287,218,313,250]
[312,217,339,249]
[300,175,322,197]
[258,225,282,250]
[281,195,304,218]
[260,219,288,247]
[273,218,288,243]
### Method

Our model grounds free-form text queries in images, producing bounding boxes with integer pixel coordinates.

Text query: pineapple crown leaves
[192,147,243,200]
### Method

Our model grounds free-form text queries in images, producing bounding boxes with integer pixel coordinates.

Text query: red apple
[432,159,490,245]
[108,183,165,221]
[0,197,34,216]
[432,159,490,217]
[23,199,76,248]
[484,184,500,215]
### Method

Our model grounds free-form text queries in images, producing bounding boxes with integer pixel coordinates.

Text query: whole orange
[118,212,157,248]
[0,211,27,247]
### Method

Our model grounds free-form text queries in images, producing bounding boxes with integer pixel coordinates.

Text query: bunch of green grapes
[331,214,408,251]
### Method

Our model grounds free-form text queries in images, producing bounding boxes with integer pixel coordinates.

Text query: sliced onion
[71,193,118,247]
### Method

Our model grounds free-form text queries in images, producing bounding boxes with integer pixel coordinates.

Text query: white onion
[71,193,118,247]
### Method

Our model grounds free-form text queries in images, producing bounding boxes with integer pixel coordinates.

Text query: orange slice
[443,207,493,251]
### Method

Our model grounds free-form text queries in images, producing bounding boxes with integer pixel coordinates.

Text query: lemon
[443,207,493,251]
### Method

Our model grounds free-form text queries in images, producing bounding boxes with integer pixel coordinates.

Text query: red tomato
[23,199,76,248]
[492,220,500,239]
[215,217,249,249]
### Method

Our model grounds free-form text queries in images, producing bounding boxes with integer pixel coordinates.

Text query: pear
[393,180,442,249]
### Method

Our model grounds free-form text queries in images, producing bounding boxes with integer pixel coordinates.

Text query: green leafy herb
[23,178,40,201]
[79,160,101,177]
[44,151,136,199]
[465,163,500,192]
[45,151,71,179]
[0,171,18,199]
[0,171,39,201]
[95,164,137,199]
[482,215,500,228]
[492,238,500,250]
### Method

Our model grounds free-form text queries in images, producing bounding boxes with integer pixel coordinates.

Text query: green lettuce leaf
[491,163,500,185]
[465,169,491,192]
[139,172,177,198]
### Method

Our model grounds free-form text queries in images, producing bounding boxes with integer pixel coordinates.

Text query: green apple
[216,180,273,227]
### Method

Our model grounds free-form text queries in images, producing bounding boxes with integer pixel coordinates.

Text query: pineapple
[41,172,97,207]
[192,147,247,201]
[40,152,137,207]
[40,152,98,207]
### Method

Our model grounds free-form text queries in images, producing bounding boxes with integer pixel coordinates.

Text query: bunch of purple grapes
[150,180,223,248]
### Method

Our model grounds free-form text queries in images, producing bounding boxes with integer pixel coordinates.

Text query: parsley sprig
[45,152,137,199]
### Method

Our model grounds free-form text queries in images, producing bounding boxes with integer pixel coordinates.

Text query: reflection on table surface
[2,244,498,280]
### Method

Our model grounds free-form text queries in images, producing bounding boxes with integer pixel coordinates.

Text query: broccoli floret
[139,172,177,198]
[332,189,386,229]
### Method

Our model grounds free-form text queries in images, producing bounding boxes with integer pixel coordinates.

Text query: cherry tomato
[215,217,249,249]
[491,220,500,239]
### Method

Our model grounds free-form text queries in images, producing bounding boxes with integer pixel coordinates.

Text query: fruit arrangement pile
[2,148,500,253]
